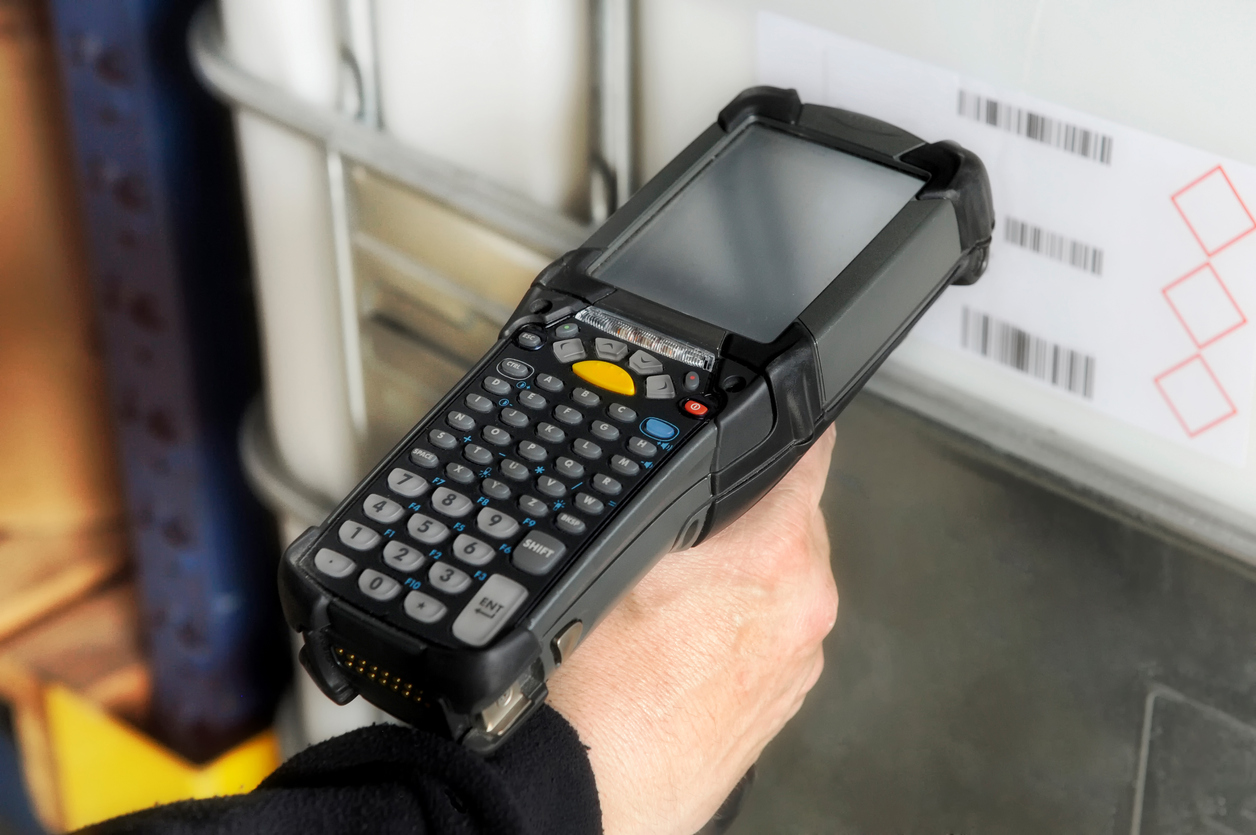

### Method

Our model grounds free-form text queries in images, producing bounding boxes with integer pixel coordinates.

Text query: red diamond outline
[1161,263,1248,348]
[1171,165,1256,257]
[1153,354,1238,437]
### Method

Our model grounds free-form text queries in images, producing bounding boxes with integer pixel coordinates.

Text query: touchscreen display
[593,125,924,343]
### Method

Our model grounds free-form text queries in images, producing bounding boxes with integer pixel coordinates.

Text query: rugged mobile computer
[279,86,994,752]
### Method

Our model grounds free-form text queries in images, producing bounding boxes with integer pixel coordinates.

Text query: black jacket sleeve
[78,705,602,835]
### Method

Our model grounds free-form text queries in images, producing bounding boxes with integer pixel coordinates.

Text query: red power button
[681,399,709,418]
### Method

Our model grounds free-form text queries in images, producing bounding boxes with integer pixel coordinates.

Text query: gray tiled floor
[728,395,1256,835]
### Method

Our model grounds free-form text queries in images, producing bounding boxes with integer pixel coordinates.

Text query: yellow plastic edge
[572,360,635,396]
[44,684,280,831]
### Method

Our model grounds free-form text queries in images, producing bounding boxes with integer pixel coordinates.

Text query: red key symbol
[682,399,709,418]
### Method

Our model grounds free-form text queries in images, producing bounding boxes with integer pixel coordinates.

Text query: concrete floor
[728,395,1256,835]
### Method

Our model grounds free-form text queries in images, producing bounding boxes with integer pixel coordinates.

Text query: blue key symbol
[640,417,678,441]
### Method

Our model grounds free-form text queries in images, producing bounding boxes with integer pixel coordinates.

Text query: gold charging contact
[333,646,426,704]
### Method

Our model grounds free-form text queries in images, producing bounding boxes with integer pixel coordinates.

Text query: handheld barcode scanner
[279,87,993,752]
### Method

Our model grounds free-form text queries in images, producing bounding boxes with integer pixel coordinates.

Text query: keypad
[518,495,549,518]
[445,463,475,484]
[572,387,601,408]
[465,393,494,413]
[339,521,380,551]
[452,534,494,566]
[554,405,583,425]
[519,391,548,410]
[536,422,566,444]
[500,459,530,481]
[478,507,520,539]
[383,540,424,572]
[481,478,511,500]
[364,494,404,524]
[590,420,620,442]
[432,487,474,518]
[315,548,355,578]
[429,562,472,594]
[308,316,705,650]
[536,373,564,392]
[500,408,529,428]
[429,429,458,450]
[608,403,637,423]
[610,455,640,477]
[483,375,512,396]
[359,569,401,602]
[408,513,449,545]
[447,411,476,432]
[388,468,428,498]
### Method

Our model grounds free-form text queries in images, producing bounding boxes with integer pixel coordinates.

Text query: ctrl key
[452,575,529,647]
[314,548,355,579]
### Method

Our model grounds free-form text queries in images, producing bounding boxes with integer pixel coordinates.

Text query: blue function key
[640,417,678,442]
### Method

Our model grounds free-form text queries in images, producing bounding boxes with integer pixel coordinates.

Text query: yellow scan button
[572,360,635,396]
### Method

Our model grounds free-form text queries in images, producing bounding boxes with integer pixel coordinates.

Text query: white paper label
[758,13,1256,465]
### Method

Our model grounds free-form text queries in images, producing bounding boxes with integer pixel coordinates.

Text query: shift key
[451,575,529,647]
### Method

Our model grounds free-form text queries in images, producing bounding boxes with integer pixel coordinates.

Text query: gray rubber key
[483,376,511,396]
[575,493,605,515]
[429,429,458,450]
[358,569,401,602]
[512,531,567,576]
[314,548,355,578]
[607,403,637,423]
[482,425,513,447]
[465,393,494,414]
[387,468,428,498]
[404,590,447,624]
[519,390,548,410]
[463,444,493,465]
[477,507,521,539]
[429,562,472,595]
[497,358,533,380]
[451,574,529,647]
[572,387,601,408]
[645,375,676,400]
[500,459,530,482]
[480,478,511,500]
[363,493,404,524]
[628,350,663,375]
[552,338,586,363]
[445,463,475,484]
[536,373,564,392]
[554,322,579,339]
[407,513,449,545]
[555,456,585,479]
[452,533,495,566]
[595,338,628,361]
[554,405,583,425]
[517,441,547,462]
[536,422,566,444]
[555,512,587,535]
[572,438,603,459]
[431,486,474,518]
[446,411,476,432]
[500,408,529,428]
[518,495,550,518]
[627,436,657,458]
[383,540,424,572]
[610,455,640,477]
[536,475,567,497]
[592,474,622,496]
[590,420,620,442]
[410,448,439,469]
[339,521,380,551]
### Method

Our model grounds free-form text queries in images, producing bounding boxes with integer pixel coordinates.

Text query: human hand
[546,427,839,835]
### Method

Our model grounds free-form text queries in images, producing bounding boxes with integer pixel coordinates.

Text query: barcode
[961,308,1095,398]
[957,90,1113,165]
[1004,216,1104,275]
